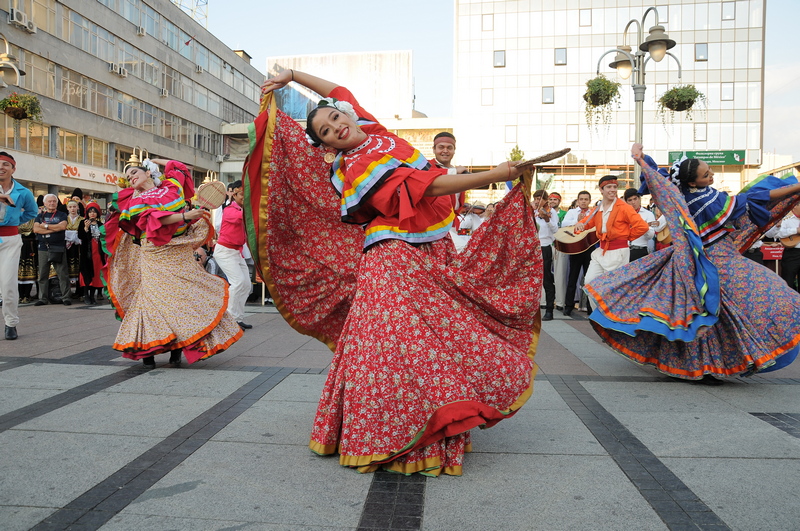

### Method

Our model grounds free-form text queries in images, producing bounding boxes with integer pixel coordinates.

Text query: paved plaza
[0,300,799,530]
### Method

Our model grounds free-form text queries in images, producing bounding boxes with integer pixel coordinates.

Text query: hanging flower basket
[583,75,621,130]
[4,106,27,120]
[0,92,43,123]
[657,84,706,125]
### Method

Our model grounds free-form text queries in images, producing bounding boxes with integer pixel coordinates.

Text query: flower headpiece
[305,97,359,147]
[141,158,162,186]
[669,154,688,188]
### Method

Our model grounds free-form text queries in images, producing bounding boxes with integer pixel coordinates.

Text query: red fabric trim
[0,226,18,236]
[601,239,629,251]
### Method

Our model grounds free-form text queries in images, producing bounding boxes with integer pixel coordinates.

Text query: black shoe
[142,356,156,369]
[563,306,573,317]
[695,374,724,386]
[5,326,17,340]
[169,349,182,368]
[238,321,253,330]
[543,310,554,321]
[34,299,48,306]
[62,298,72,306]
[84,295,93,305]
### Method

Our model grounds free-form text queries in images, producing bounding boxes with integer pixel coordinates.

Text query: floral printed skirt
[106,220,242,363]
[308,189,542,476]
[588,237,800,379]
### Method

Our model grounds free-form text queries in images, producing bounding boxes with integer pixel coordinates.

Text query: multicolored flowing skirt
[587,164,800,379]
[106,219,243,363]
[243,98,542,475]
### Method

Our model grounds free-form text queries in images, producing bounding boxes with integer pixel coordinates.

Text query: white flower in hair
[317,97,359,123]
[142,158,162,186]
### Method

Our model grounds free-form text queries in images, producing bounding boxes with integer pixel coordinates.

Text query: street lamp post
[0,33,24,88]
[595,7,682,188]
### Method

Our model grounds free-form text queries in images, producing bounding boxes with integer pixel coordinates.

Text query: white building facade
[1,0,262,204]
[453,0,766,196]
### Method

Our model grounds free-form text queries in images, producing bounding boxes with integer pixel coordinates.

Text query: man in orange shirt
[574,175,650,304]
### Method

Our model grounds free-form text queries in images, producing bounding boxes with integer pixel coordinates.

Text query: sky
[207,0,800,161]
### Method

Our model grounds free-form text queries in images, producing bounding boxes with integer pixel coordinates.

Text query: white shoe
[264,297,274,305]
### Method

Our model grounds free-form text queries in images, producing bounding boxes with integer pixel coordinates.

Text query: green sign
[668,150,746,165]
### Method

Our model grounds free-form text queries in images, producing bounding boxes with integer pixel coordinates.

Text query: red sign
[761,246,784,260]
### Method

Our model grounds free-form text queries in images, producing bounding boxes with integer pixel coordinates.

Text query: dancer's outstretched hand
[261,70,293,95]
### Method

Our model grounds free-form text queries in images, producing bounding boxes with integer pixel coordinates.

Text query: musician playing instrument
[776,202,800,292]
[573,175,650,309]
[533,190,559,321]
[560,191,594,316]
[623,188,656,261]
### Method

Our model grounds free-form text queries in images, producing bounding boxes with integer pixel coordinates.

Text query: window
[721,83,734,101]
[493,50,505,68]
[481,88,493,106]
[722,2,736,20]
[567,124,579,142]
[58,129,84,163]
[695,43,708,62]
[542,87,554,104]
[694,123,707,142]
[482,14,493,31]
[505,125,517,144]
[554,48,567,65]
[579,9,591,27]
[87,137,108,167]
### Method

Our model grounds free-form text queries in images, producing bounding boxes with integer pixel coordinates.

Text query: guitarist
[574,175,650,311]
[561,191,594,316]
[776,203,800,292]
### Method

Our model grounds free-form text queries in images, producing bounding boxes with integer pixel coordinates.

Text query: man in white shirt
[533,190,559,320]
[776,203,800,292]
[560,191,594,316]
[623,188,656,262]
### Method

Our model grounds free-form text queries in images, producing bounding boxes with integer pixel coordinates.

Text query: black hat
[623,187,641,201]
[71,188,83,199]
[36,194,44,207]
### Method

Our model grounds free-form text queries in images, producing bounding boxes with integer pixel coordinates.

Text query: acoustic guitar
[656,226,672,246]
[780,233,800,248]
[554,226,598,254]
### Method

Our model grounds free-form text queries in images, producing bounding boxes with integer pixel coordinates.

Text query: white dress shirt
[630,207,656,248]
[536,208,559,246]
[777,214,800,248]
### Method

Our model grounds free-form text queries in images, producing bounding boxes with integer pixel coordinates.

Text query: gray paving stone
[115,441,369,528]
[18,392,221,438]
[99,368,259,398]
[424,454,668,531]
[583,381,738,413]
[470,407,606,456]
[0,363,125,390]
[259,373,326,402]
[664,457,800,530]
[211,398,318,446]
[612,410,800,458]
[0,388,64,416]
[101,513,349,530]
[0,505,57,531]
[0,430,157,507]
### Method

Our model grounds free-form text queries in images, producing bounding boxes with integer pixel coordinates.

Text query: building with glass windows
[1,0,262,205]
[453,0,767,198]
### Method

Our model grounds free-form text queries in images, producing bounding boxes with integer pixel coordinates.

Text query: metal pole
[631,51,646,189]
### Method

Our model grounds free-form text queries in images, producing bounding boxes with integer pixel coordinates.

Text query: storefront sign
[668,151,746,165]
[61,163,122,185]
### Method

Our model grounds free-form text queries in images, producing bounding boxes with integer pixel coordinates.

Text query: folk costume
[244,88,542,476]
[78,202,105,304]
[65,210,83,292]
[586,163,800,379]
[0,174,37,330]
[103,160,242,364]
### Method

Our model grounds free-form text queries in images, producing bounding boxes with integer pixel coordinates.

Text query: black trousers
[566,247,592,307]
[541,245,555,311]
[629,247,649,262]
[781,247,800,292]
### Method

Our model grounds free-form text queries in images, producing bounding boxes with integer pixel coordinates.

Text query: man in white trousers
[214,180,253,331]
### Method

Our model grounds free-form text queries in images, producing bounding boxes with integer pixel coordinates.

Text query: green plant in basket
[583,75,622,130]
[0,92,43,122]
[657,84,706,125]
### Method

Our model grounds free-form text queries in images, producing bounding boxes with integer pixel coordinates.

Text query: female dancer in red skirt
[257,71,543,476]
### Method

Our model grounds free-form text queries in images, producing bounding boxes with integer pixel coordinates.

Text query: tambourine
[194,181,227,210]
[514,148,572,169]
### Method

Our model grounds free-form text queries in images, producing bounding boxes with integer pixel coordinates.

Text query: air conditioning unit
[160,88,168,97]
[118,66,128,78]
[136,26,145,36]
[108,62,120,74]
[8,9,27,28]
[195,65,203,74]
[25,20,36,34]
[215,154,225,163]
